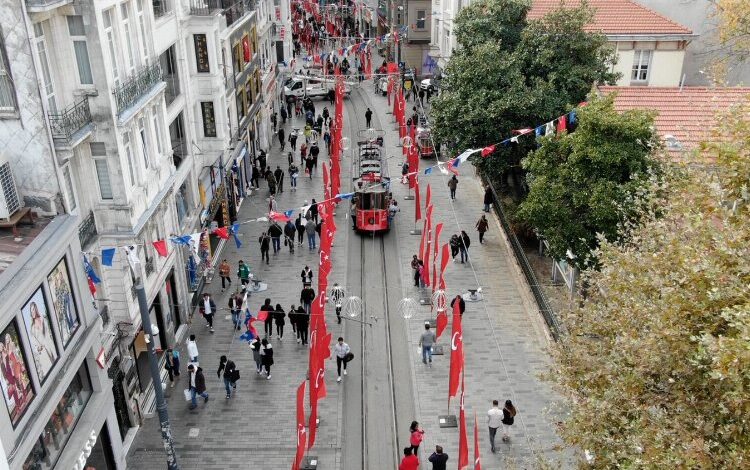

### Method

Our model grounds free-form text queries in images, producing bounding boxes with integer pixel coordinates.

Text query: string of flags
[299,26,409,63]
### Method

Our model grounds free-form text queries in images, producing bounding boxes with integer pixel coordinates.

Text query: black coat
[300,288,316,304]
[268,223,283,238]
[192,368,206,393]
[259,234,270,251]
[450,296,466,314]
[484,187,493,205]
[218,360,236,379]
[261,346,274,366]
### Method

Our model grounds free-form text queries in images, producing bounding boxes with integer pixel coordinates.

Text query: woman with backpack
[502,399,517,441]
[260,338,274,380]
[217,355,237,399]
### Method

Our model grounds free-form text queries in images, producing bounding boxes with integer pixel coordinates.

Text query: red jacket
[410,429,424,446]
[399,455,419,470]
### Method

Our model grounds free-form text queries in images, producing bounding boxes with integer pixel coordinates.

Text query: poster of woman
[47,258,80,347]
[21,287,59,384]
[0,321,35,427]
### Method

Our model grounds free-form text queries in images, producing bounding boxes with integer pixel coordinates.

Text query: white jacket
[186,340,199,359]
[334,342,350,358]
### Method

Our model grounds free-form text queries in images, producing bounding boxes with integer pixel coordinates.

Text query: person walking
[428,446,449,470]
[260,298,274,338]
[251,163,260,189]
[449,234,460,259]
[257,150,267,173]
[217,355,237,399]
[259,231,271,265]
[323,130,331,154]
[450,294,466,316]
[165,348,180,387]
[419,322,436,366]
[218,259,232,292]
[260,338,274,379]
[365,107,373,128]
[271,112,277,132]
[284,220,297,253]
[401,161,409,184]
[487,399,503,452]
[228,292,244,331]
[200,293,216,332]
[280,105,288,124]
[476,215,489,244]
[305,218,317,249]
[269,221,283,254]
[418,88,425,106]
[274,166,285,193]
[300,284,315,314]
[294,304,309,345]
[310,199,319,223]
[305,154,315,179]
[278,127,286,151]
[329,283,345,324]
[502,400,517,441]
[237,260,250,287]
[459,230,471,263]
[186,334,199,362]
[295,214,305,245]
[447,174,458,200]
[483,186,493,212]
[388,200,400,225]
[409,421,425,455]
[187,364,208,410]
[288,304,297,337]
[289,162,299,191]
[300,265,313,286]
[250,337,263,374]
[289,131,298,151]
[416,260,425,288]
[274,303,286,340]
[310,142,320,170]
[399,448,419,470]
[334,337,351,382]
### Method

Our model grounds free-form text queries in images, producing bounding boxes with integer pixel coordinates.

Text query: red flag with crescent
[408,143,419,189]
[292,380,306,470]
[474,411,482,470]
[448,301,464,404]
[420,205,433,287]
[458,379,469,469]
[414,175,421,222]
[431,223,443,289]
[425,183,432,211]
[439,243,449,290]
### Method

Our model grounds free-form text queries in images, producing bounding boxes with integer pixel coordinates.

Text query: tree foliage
[550,99,750,468]
[711,0,750,67]
[431,0,618,181]
[517,95,660,268]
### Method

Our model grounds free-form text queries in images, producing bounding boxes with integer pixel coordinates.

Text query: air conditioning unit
[0,157,21,220]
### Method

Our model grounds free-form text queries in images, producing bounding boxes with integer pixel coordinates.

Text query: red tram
[352,141,392,233]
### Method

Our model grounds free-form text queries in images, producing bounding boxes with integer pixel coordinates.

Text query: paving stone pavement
[126,84,568,470]
[362,90,568,469]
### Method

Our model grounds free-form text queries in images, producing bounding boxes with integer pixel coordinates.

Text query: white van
[283,76,351,100]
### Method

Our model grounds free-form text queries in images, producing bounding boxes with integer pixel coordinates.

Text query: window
[245,77,253,108]
[416,10,426,29]
[66,16,93,85]
[138,117,150,168]
[135,0,149,63]
[200,102,217,137]
[236,92,245,121]
[33,22,57,114]
[94,159,114,200]
[121,3,137,76]
[0,25,17,112]
[63,166,77,210]
[123,131,136,185]
[194,34,209,73]
[103,9,120,87]
[22,363,93,470]
[153,0,169,18]
[233,42,243,74]
[631,50,651,83]
[152,108,163,154]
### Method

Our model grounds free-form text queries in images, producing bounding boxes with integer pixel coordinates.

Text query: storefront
[81,424,117,470]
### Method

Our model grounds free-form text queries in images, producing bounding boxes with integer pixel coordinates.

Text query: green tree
[550,99,750,468]
[517,95,660,268]
[431,1,618,186]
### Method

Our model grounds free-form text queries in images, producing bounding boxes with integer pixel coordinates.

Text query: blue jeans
[460,246,468,263]
[272,237,281,253]
[308,233,316,249]
[190,388,208,407]
[484,203,490,212]
[422,345,433,363]
[303,302,311,314]
[231,310,241,329]
[223,378,234,396]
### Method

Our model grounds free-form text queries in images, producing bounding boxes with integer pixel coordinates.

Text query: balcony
[25,0,73,12]
[113,63,163,115]
[78,211,98,250]
[48,97,93,147]
[189,0,222,15]
[225,0,255,28]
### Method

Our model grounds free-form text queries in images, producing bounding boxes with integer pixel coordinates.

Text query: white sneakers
[266,375,272,380]
[343,369,347,375]
[337,376,342,382]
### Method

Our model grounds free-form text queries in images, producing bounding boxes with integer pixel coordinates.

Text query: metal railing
[189,0,221,15]
[113,63,162,114]
[163,73,180,106]
[48,97,92,144]
[78,211,98,249]
[171,138,187,168]
[224,0,254,27]
[485,178,562,341]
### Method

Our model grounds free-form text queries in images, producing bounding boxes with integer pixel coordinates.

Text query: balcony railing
[171,138,187,168]
[164,73,180,106]
[225,0,255,27]
[113,63,163,115]
[78,211,98,250]
[188,0,254,26]
[189,0,221,15]
[48,97,92,144]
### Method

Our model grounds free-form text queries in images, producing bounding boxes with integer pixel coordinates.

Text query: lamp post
[128,260,180,470]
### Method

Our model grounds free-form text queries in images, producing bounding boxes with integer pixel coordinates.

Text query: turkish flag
[152,240,168,257]
[425,183,432,211]
[322,162,330,200]
[408,144,418,189]
[448,301,464,404]
[213,227,230,240]
[458,380,469,469]
[308,330,331,449]
[293,380,306,470]
[431,223,443,289]
[439,243,450,290]
[242,36,251,62]
[421,205,433,287]
[474,411,482,470]
[414,176,421,222]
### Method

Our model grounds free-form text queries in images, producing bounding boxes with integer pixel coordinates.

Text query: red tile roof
[597,86,750,153]
[528,0,693,36]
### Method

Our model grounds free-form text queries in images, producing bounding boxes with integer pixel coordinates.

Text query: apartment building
[431,0,697,87]
[1,0,283,466]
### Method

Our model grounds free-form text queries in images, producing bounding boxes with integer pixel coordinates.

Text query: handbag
[344,352,355,363]
[231,369,241,382]
[183,389,192,402]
